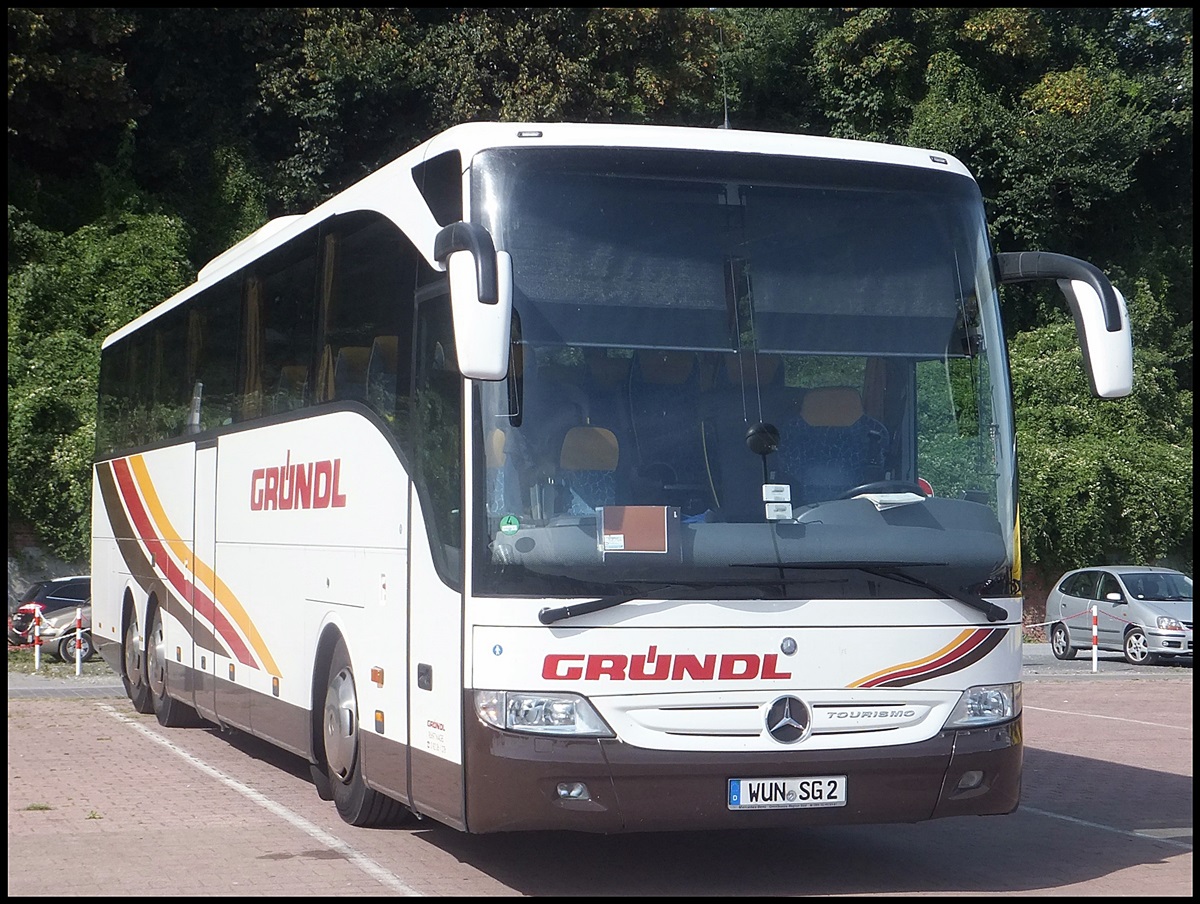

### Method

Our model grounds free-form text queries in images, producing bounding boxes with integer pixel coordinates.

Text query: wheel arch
[309,623,347,765]
[121,586,139,656]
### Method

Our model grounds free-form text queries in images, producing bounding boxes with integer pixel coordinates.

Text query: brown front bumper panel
[461,692,1021,834]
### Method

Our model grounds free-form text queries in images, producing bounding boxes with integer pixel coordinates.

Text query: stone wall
[7,521,88,615]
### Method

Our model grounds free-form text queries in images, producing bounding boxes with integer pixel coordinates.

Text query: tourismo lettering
[250,451,347,511]
[542,646,793,681]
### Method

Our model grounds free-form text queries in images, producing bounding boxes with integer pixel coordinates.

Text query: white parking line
[99,702,422,896]
[1024,705,1190,731]
[1022,806,1193,851]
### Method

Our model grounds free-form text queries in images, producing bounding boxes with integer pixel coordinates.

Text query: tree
[4,7,1193,572]
[1009,278,1193,573]
[7,209,193,558]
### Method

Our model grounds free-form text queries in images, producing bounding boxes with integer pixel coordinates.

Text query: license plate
[728,776,847,810]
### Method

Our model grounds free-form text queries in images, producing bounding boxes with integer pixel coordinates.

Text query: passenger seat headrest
[487,428,507,465]
[560,426,619,471]
[801,387,864,427]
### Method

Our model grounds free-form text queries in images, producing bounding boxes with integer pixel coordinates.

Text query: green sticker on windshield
[499,514,520,535]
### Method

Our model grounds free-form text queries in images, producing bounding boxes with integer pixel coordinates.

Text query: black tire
[123,613,154,714]
[322,637,407,827]
[57,631,94,663]
[1050,623,1077,660]
[147,605,204,727]
[1123,628,1158,665]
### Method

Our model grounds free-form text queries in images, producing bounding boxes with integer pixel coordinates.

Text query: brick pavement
[8,664,1191,896]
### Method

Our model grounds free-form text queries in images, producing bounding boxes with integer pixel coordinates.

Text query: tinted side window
[1096,573,1122,600]
[244,232,319,420]
[1062,572,1096,598]
[57,581,91,601]
[315,212,420,450]
[20,583,47,603]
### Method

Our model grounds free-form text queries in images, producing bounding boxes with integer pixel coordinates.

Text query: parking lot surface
[8,648,1191,896]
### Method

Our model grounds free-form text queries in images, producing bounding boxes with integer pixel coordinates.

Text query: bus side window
[317,211,417,448]
[414,296,463,579]
[367,335,400,414]
[252,232,319,422]
[190,281,239,431]
[333,346,370,402]
[274,364,309,411]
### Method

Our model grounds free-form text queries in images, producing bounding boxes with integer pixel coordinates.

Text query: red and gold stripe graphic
[99,455,280,677]
[848,627,1005,688]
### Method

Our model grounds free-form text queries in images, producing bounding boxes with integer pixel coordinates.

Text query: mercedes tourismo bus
[91,122,1133,833]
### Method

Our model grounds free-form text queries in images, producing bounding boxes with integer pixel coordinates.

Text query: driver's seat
[776,387,888,504]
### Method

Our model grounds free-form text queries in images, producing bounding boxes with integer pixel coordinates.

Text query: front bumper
[461,707,1022,833]
[1149,628,1193,656]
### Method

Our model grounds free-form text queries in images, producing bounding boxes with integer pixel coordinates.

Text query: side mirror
[1105,591,1123,603]
[435,222,513,381]
[995,251,1133,398]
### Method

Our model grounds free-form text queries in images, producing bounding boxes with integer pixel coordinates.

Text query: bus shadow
[411,747,1191,895]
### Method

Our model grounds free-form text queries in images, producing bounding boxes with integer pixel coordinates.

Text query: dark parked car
[7,576,94,662]
[1046,566,1192,665]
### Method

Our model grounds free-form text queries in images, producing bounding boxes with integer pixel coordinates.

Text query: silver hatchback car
[1047,566,1192,664]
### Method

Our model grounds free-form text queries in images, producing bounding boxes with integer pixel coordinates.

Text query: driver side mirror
[1105,591,1124,603]
[435,221,513,381]
[995,251,1133,399]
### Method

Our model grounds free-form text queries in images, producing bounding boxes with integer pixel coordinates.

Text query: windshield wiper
[538,565,1009,626]
[538,579,785,625]
[744,562,1009,623]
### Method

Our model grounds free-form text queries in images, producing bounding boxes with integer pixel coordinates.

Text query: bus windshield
[471,146,1016,600]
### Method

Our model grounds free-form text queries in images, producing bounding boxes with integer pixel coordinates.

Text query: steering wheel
[838,480,929,500]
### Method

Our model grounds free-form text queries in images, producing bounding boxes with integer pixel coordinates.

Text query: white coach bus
[91,121,1133,832]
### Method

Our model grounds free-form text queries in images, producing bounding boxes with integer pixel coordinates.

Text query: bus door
[405,291,468,830]
[191,439,219,722]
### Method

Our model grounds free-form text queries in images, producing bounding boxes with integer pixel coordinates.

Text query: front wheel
[322,637,408,827]
[1123,628,1158,665]
[57,631,94,663]
[1050,623,1077,660]
[123,614,153,714]
[147,605,203,727]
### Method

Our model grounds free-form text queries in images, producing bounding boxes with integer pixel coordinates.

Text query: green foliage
[1009,318,1192,572]
[7,210,193,558]
[7,8,141,174]
[3,7,1193,572]
[415,8,724,126]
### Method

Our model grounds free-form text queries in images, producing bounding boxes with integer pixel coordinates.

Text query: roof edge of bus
[101,121,973,349]
[196,214,305,282]
[420,121,972,177]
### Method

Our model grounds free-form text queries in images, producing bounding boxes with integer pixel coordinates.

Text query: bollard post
[75,606,83,676]
[1091,605,1098,673]
[33,611,42,671]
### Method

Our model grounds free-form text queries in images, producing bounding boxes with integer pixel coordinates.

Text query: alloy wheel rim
[1127,633,1148,663]
[148,616,167,697]
[324,667,358,783]
[124,619,142,683]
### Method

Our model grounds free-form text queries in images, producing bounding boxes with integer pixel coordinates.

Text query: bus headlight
[944,683,1021,729]
[474,690,615,737]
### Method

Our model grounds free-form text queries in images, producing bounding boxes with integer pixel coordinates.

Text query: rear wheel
[123,614,153,714]
[147,605,203,727]
[1123,628,1158,665]
[57,631,94,663]
[322,637,407,826]
[1050,623,1077,660]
